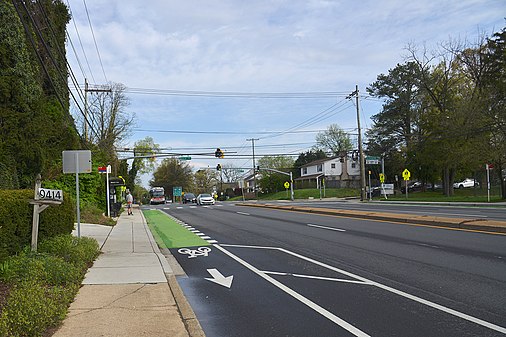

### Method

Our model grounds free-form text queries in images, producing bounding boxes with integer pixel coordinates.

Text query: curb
[168,275,206,337]
[236,203,506,234]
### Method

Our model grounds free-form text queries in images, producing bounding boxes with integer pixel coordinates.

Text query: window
[351,162,356,169]
[303,167,307,174]
[317,164,323,172]
[331,163,336,169]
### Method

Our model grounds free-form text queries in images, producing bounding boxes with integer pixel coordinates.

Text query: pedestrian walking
[126,190,134,215]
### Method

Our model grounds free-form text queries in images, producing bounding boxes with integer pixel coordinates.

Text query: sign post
[63,150,92,237]
[402,169,411,199]
[30,174,63,252]
[486,164,491,203]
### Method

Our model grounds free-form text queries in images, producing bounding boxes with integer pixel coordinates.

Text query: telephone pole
[247,138,259,198]
[84,78,112,142]
[348,85,367,201]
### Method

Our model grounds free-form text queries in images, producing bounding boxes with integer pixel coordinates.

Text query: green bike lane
[143,209,211,248]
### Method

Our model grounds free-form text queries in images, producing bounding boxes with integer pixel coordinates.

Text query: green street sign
[173,186,182,196]
[179,156,191,161]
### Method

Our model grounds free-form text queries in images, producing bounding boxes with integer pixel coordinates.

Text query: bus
[149,187,166,205]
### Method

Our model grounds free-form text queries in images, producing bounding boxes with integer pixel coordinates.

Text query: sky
[65,0,505,187]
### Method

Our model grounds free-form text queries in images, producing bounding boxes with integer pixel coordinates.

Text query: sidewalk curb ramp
[236,203,506,234]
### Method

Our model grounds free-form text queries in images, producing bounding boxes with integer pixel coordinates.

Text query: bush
[0,281,72,337]
[0,190,75,262]
[0,253,81,287]
[0,234,100,336]
[37,234,100,270]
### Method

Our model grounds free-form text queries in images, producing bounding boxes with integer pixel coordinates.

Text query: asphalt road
[156,203,506,337]
[271,200,506,221]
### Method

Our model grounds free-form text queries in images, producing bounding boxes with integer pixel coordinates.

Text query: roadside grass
[143,210,210,249]
[0,234,100,337]
[229,188,360,201]
[380,188,504,203]
[229,187,504,203]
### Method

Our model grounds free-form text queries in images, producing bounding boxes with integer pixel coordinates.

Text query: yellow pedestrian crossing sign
[284,181,290,189]
[402,169,411,181]
[379,173,385,183]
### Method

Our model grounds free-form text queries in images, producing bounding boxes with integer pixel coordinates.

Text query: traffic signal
[215,148,224,158]
[216,164,222,171]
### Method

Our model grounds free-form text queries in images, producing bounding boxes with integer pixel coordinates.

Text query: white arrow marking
[205,268,233,288]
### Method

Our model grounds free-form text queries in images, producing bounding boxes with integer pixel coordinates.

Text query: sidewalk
[53,205,204,337]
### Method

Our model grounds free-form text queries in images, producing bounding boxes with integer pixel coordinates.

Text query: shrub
[0,281,72,337]
[37,234,100,270]
[0,190,75,262]
[0,253,82,287]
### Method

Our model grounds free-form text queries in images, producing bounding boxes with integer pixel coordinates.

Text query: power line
[123,87,350,98]
[66,0,95,83]
[82,0,108,82]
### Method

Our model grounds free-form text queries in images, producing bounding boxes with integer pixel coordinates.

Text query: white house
[295,156,361,188]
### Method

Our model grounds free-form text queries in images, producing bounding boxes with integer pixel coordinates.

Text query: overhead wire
[82,0,108,83]
[14,0,98,141]
[66,0,95,83]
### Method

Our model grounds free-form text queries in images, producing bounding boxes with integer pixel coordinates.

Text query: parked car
[401,181,423,193]
[197,193,215,205]
[182,193,196,204]
[453,178,479,189]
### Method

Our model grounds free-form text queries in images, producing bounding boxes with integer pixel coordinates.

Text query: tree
[150,158,194,196]
[194,169,217,194]
[314,124,352,156]
[257,155,294,193]
[126,137,160,192]
[85,82,134,157]
[221,163,243,183]
[482,27,506,198]
[292,149,327,178]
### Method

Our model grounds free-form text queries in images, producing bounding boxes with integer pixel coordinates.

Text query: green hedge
[0,234,99,336]
[0,190,75,262]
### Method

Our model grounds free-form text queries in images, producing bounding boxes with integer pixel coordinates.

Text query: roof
[295,173,327,181]
[300,156,339,168]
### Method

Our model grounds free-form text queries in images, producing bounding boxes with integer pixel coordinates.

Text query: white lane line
[163,207,170,210]
[190,206,197,209]
[216,204,223,207]
[278,248,506,334]
[417,243,440,249]
[207,239,218,244]
[176,206,183,209]
[196,233,206,236]
[213,244,370,337]
[307,224,346,232]
[236,211,250,216]
[261,271,373,285]
[201,236,211,240]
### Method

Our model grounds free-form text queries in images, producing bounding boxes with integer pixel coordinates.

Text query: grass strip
[143,210,210,248]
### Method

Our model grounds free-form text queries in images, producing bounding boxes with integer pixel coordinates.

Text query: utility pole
[84,78,112,142]
[348,85,367,201]
[247,138,259,198]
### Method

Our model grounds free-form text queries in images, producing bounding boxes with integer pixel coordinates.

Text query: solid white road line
[261,271,373,285]
[213,244,371,337]
[307,224,346,232]
[220,243,506,334]
[236,212,250,216]
[279,248,506,334]
[207,239,218,244]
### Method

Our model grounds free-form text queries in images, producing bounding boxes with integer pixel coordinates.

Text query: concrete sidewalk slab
[53,284,188,337]
[83,252,167,284]
[54,205,201,337]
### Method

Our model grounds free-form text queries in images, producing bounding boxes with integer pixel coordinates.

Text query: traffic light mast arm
[257,167,294,201]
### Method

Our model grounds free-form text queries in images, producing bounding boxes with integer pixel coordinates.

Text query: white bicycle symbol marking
[178,246,211,258]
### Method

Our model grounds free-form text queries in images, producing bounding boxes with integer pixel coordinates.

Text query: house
[295,156,360,188]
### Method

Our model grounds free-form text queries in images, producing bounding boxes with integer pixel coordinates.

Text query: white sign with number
[38,188,63,202]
